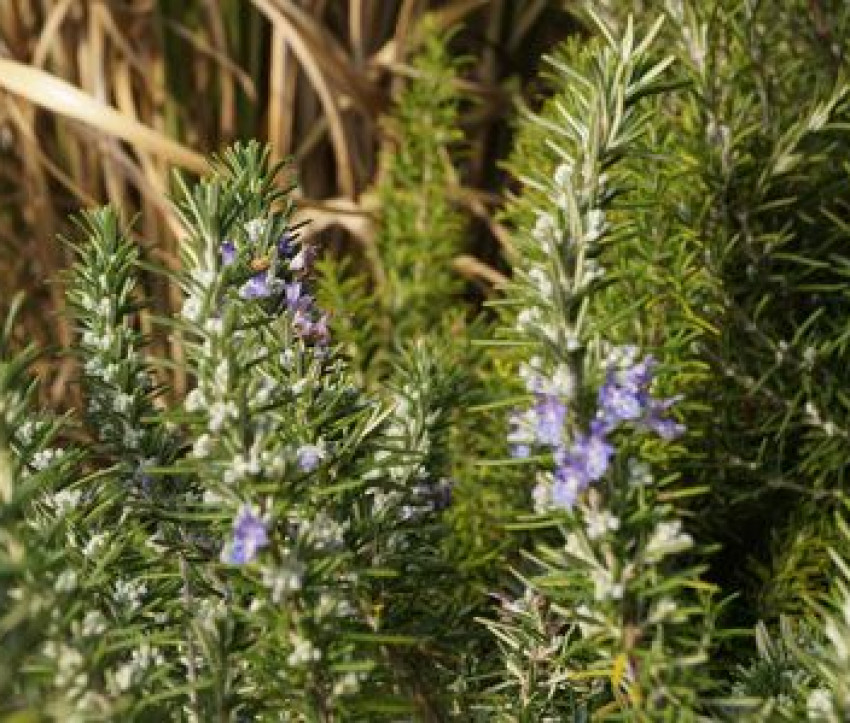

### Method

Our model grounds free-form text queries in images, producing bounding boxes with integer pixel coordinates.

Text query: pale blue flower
[220,240,237,267]
[296,442,326,472]
[222,506,268,564]
[534,394,566,447]
[239,273,275,300]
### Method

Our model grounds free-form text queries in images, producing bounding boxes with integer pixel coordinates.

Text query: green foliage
[585,0,850,620]
[369,21,470,355]
[8,2,850,719]
[482,15,717,719]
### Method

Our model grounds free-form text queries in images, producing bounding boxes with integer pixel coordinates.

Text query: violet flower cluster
[510,347,684,510]
[221,225,329,345]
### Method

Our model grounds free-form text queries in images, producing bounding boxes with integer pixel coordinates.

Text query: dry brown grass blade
[509,0,549,52]
[252,0,356,197]
[202,0,237,139]
[162,19,256,102]
[452,254,509,289]
[88,4,128,214]
[426,0,491,31]
[90,2,157,91]
[112,59,175,225]
[5,100,98,207]
[268,22,290,160]
[273,0,381,113]
[349,0,365,66]
[0,58,207,174]
[294,196,375,243]
[5,99,73,405]
[372,0,489,68]
[32,0,74,68]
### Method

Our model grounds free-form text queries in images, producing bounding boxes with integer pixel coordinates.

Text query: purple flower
[284,281,304,310]
[277,232,295,257]
[220,240,237,267]
[598,374,644,426]
[563,427,613,483]
[296,442,326,472]
[584,428,615,480]
[644,397,686,439]
[311,314,330,344]
[551,465,583,509]
[239,272,275,300]
[534,394,566,447]
[222,506,268,564]
[547,430,612,511]
[598,356,656,429]
[293,308,330,344]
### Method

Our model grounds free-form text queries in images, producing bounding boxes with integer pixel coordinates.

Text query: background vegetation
[4,1,850,721]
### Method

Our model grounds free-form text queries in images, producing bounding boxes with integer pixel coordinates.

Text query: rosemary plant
[482,15,715,720]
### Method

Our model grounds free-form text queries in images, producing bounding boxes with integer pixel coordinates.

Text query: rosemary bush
[5,3,850,721]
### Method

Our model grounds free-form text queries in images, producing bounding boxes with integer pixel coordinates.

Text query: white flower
[333,671,363,697]
[192,433,214,459]
[191,269,216,288]
[83,532,109,559]
[181,296,203,322]
[110,643,163,694]
[803,346,817,369]
[627,458,653,486]
[113,579,147,613]
[263,558,305,602]
[213,360,230,391]
[244,217,267,243]
[287,633,322,667]
[646,520,693,562]
[112,393,134,414]
[203,488,224,505]
[185,388,205,413]
[55,569,78,593]
[516,307,542,332]
[807,689,833,720]
[648,598,678,624]
[584,209,606,243]
[591,568,624,601]
[527,266,554,298]
[532,212,558,245]
[44,642,85,690]
[304,511,345,551]
[81,610,107,637]
[48,487,81,516]
[123,427,143,450]
[204,316,224,335]
[208,401,238,432]
[112,662,135,692]
[565,331,581,352]
[32,448,63,471]
[532,472,553,513]
[585,509,620,540]
[102,363,121,384]
[553,162,573,188]
[17,420,42,446]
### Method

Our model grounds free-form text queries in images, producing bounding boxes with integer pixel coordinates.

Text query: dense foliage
[4,2,850,720]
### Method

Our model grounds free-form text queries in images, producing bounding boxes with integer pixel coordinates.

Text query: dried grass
[0,0,575,407]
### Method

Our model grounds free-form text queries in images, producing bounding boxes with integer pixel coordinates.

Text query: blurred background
[0,0,579,406]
